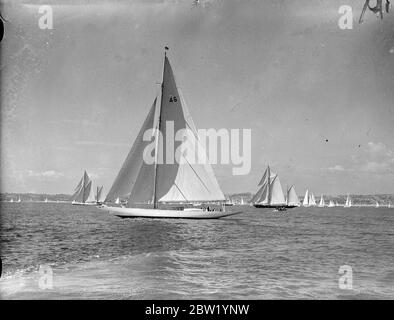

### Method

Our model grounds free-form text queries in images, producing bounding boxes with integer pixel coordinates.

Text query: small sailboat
[10,198,14,203]
[100,50,240,219]
[115,197,121,205]
[286,185,300,208]
[302,189,310,207]
[318,195,325,207]
[252,166,286,209]
[375,201,380,208]
[17,196,21,203]
[310,193,316,206]
[71,171,97,206]
[328,200,335,207]
[44,197,48,203]
[344,194,352,208]
[96,186,105,205]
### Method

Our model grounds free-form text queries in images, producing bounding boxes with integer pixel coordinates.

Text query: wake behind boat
[100,50,241,219]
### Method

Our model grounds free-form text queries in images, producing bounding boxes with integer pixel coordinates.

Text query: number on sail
[169,95,177,102]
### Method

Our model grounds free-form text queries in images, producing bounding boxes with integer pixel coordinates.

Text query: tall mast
[153,48,167,209]
[267,165,271,205]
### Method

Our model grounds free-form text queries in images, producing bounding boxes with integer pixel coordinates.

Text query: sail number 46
[169,95,177,102]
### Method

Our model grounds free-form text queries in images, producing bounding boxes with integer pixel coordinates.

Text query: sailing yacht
[344,194,352,208]
[328,200,335,207]
[100,50,240,219]
[44,197,48,203]
[286,185,300,208]
[10,198,14,203]
[17,197,21,203]
[302,189,309,207]
[375,201,380,208]
[96,186,105,205]
[318,195,325,207]
[251,166,286,208]
[71,171,96,206]
[310,193,316,206]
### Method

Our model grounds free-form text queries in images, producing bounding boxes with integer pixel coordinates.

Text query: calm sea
[0,203,393,299]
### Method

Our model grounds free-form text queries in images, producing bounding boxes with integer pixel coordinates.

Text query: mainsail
[269,175,286,205]
[105,54,225,207]
[286,185,300,206]
[72,171,92,203]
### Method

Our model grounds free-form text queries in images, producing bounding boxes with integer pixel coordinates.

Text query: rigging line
[184,157,211,194]
[173,182,189,202]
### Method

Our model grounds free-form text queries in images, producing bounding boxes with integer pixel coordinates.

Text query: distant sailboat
[375,201,380,208]
[44,197,48,203]
[286,185,300,208]
[318,195,325,207]
[388,202,391,208]
[96,186,105,204]
[328,200,335,207]
[344,194,352,208]
[10,198,14,203]
[310,193,316,206]
[17,196,21,203]
[100,50,239,219]
[115,197,120,205]
[252,166,286,208]
[71,171,96,206]
[302,189,309,207]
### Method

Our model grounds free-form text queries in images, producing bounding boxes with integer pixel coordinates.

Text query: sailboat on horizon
[328,200,335,207]
[100,50,240,219]
[286,185,300,208]
[344,194,352,208]
[251,165,286,209]
[96,186,105,205]
[71,171,96,206]
[302,189,316,207]
[318,195,325,207]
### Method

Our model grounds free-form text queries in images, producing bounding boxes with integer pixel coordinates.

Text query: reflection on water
[1,203,393,299]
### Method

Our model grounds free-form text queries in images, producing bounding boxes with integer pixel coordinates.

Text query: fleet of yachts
[4,51,393,217]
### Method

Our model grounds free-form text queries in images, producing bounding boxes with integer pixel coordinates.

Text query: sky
[1,0,393,196]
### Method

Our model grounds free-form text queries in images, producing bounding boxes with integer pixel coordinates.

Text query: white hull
[72,202,97,206]
[100,206,241,219]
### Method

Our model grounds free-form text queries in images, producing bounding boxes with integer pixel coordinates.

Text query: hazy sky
[1,0,393,195]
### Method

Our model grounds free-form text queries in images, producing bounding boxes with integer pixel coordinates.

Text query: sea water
[0,203,393,299]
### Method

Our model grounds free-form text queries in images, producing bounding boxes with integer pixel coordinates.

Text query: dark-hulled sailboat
[71,171,96,206]
[251,165,286,209]
[100,50,240,219]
